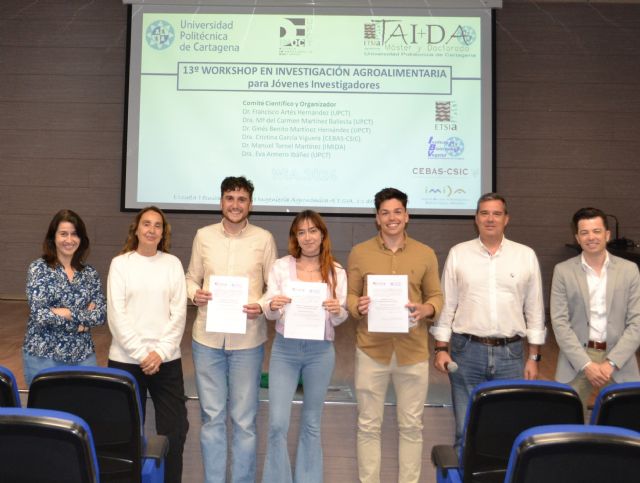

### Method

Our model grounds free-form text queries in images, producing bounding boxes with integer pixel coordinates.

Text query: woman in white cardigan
[107,206,188,483]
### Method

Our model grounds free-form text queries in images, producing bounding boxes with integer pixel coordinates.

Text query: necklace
[297,260,320,273]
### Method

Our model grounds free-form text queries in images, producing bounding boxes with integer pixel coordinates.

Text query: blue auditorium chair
[504,424,640,483]
[28,366,168,483]
[0,365,20,407]
[0,407,100,483]
[430,379,584,483]
[590,381,640,432]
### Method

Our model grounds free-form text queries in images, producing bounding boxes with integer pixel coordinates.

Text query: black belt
[587,340,607,351]
[461,333,522,346]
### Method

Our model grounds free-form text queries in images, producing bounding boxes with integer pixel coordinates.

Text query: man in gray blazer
[551,207,640,406]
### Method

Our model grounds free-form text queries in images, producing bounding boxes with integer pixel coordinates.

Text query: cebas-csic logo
[146,20,175,50]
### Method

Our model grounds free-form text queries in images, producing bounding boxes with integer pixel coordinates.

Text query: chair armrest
[144,435,169,467]
[431,444,459,469]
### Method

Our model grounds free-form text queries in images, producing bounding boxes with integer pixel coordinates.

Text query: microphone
[445,361,458,373]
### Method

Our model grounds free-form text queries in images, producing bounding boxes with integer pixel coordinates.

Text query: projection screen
[123,1,498,215]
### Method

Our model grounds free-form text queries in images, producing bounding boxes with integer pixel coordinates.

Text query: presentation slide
[124,6,493,215]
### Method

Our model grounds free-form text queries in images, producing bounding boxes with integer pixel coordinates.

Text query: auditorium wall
[1,0,639,308]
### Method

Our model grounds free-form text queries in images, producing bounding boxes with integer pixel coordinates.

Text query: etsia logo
[435,101,451,122]
[146,20,175,50]
[434,101,459,132]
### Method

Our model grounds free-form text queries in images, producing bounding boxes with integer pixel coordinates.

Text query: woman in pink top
[262,210,348,483]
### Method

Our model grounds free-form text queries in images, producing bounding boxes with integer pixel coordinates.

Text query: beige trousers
[355,348,429,483]
[569,347,613,410]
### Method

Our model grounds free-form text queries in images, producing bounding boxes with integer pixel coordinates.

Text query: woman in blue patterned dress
[22,209,107,385]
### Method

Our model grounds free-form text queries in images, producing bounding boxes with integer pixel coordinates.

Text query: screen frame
[121,3,497,219]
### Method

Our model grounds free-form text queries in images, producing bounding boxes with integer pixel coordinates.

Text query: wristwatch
[528,354,542,362]
[607,359,617,369]
[434,346,449,354]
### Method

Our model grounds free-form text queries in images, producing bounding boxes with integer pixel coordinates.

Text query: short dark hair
[476,192,508,214]
[374,187,408,211]
[42,209,90,270]
[572,207,608,234]
[220,176,255,200]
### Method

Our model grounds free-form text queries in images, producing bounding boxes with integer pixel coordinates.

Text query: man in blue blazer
[551,207,640,406]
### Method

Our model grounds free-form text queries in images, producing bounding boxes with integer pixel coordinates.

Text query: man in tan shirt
[186,176,277,483]
[347,187,443,483]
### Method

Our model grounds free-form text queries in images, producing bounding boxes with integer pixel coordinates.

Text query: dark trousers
[108,358,189,483]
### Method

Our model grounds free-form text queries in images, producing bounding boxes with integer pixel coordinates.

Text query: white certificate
[206,275,249,334]
[283,281,327,340]
[367,274,409,333]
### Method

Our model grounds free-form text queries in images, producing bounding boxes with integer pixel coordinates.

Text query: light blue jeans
[449,333,525,450]
[192,340,264,483]
[262,334,335,483]
[23,351,97,386]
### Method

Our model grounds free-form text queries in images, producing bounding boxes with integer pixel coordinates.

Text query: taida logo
[363,20,477,47]
[455,26,477,46]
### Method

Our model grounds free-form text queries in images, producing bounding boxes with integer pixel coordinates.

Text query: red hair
[288,210,338,298]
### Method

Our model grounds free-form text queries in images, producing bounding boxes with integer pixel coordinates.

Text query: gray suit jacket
[551,254,640,383]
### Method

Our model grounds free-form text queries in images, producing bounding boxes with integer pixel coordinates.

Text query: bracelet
[434,346,449,354]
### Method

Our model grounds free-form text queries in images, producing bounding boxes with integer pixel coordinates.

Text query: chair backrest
[0,407,100,483]
[28,366,145,483]
[459,379,584,483]
[590,382,640,432]
[504,424,640,483]
[0,365,21,407]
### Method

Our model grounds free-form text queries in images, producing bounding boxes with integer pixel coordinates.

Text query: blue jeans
[23,351,97,386]
[449,333,525,449]
[262,334,335,483]
[192,340,264,483]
